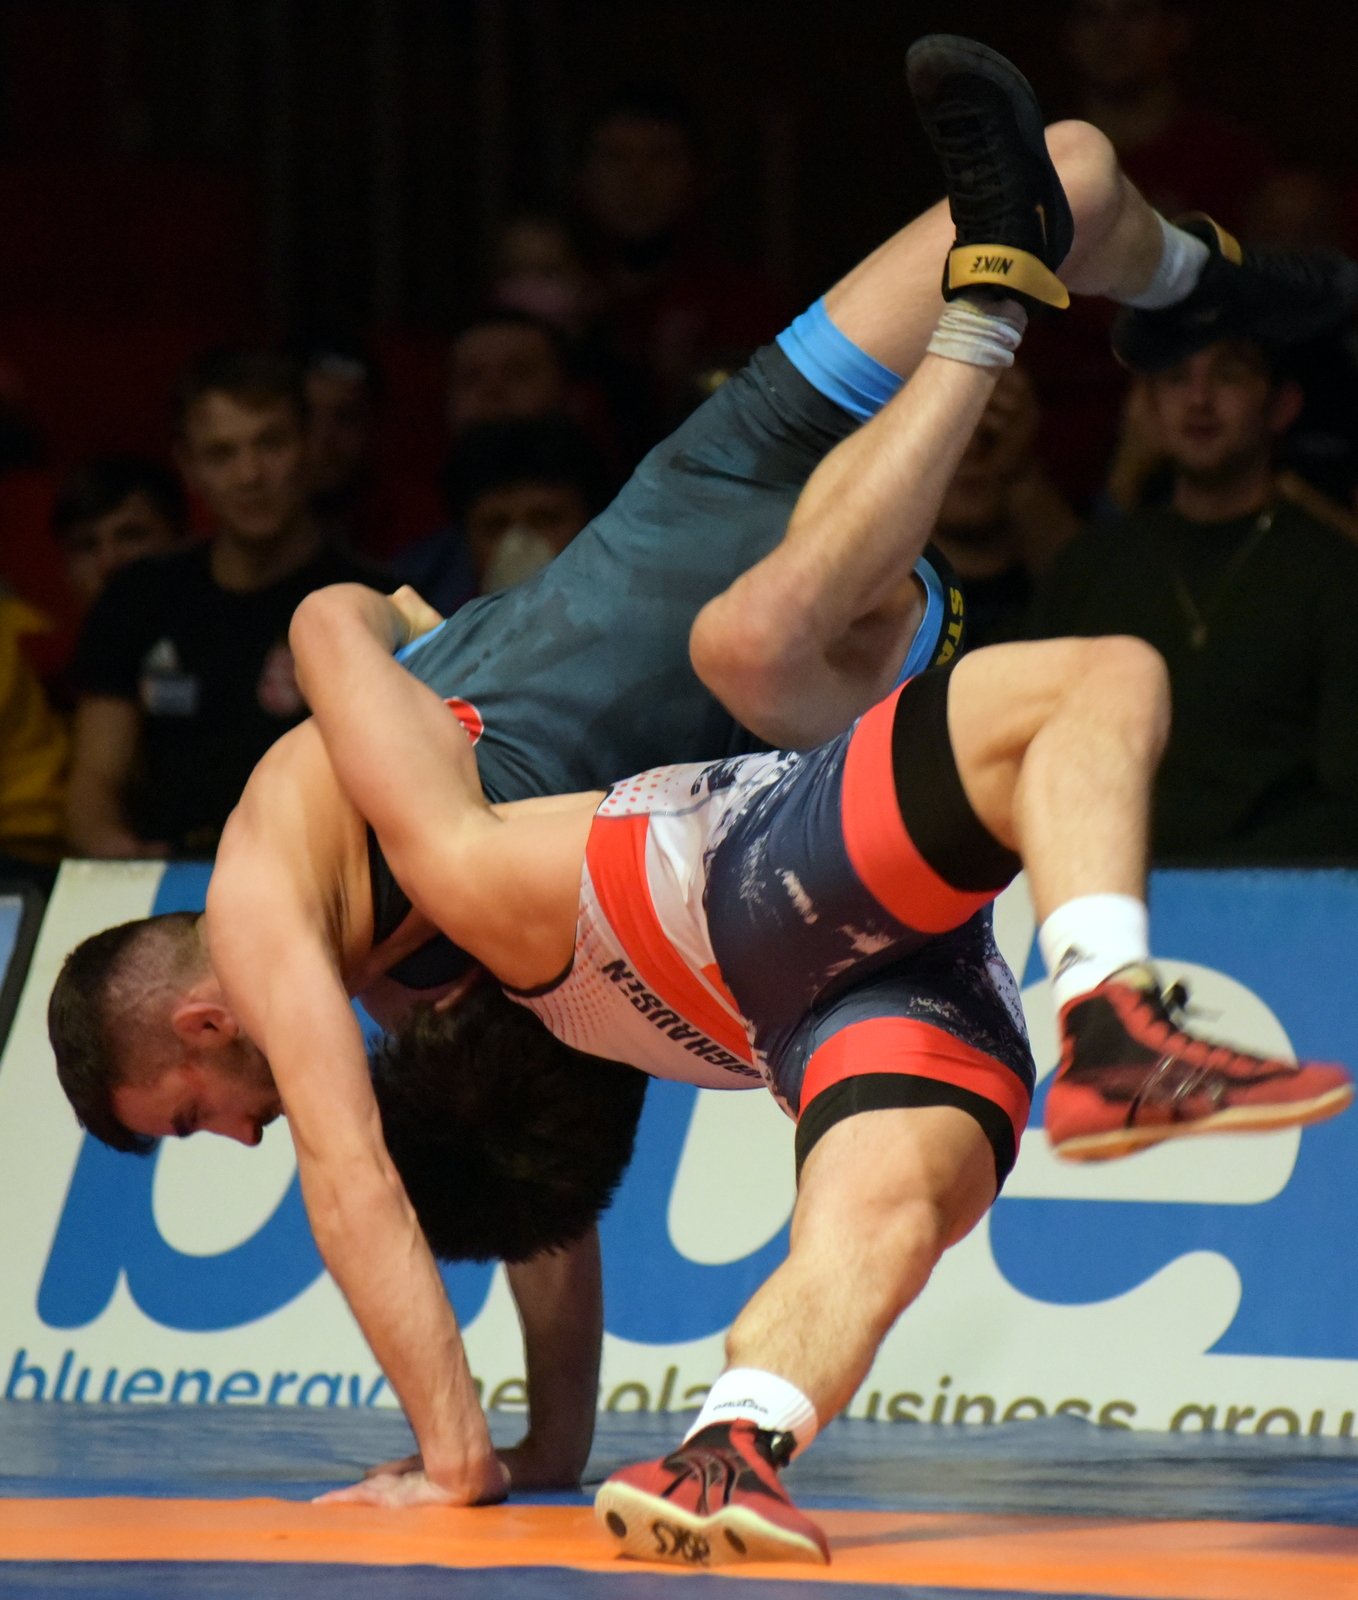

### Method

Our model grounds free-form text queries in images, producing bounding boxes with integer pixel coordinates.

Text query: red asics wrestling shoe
[594,1421,830,1567]
[1045,963,1354,1161]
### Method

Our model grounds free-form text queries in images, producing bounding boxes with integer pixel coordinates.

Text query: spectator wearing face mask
[400,417,612,609]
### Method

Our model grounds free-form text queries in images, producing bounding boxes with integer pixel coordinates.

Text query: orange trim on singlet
[3,1497,1357,1595]
[800,1016,1030,1149]
[585,812,754,1063]
[841,689,996,935]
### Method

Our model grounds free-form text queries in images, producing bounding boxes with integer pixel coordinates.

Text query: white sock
[685,1367,819,1457]
[927,296,1028,369]
[1120,215,1211,309]
[1038,893,1150,1010]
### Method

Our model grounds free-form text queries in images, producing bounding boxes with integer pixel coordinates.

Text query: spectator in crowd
[64,348,384,861]
[445,308,571,437]
[51,455,187,614]
[447,416,611,592]
[399,311,584,614]
[298,338,380,551]
[929,367,1079,649]
[0,586,68,884]
[490,213,598,344]
[402,416,610,608]
[572,84,789,454]
[1026,333,1358,863]
[296,335,441,563]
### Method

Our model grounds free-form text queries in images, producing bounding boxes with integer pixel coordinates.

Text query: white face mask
[480,525,559,591]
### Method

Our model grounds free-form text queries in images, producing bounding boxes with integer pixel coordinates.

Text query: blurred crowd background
[4,0,1358,895]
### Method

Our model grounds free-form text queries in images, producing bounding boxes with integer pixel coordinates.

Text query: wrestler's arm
[500,1226,603,1487]
[206,810,507,1508]
[289,583,578,988]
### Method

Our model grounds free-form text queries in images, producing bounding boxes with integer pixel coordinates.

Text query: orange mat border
[3,1499,1358,1598]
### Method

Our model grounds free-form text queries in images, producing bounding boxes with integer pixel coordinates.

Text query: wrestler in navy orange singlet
[504,670,1034,1184]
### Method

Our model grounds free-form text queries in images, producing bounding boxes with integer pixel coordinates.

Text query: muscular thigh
[793,1102,998,1257]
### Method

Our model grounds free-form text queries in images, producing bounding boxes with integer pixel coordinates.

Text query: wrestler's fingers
[363,1452,421,1479]
[387,584,443,641]
[314,1475,402,1506]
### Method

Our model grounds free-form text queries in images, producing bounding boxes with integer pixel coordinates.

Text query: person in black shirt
[66,349,384,858]
[1027,333,1358,862]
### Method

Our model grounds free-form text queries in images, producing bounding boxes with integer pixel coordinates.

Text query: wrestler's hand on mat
[316,1457,510,1508]
[387,584,443,645]
[363,1451,421,1479]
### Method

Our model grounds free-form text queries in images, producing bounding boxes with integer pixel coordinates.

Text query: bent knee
[1082,633,1168,690]
[1045,119,1123,247]
[1080,634,1171,734]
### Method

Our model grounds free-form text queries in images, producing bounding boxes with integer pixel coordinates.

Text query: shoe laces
[662,1440,738,1510]
[928,101,1017,233]
[666,1425,792,1504]
[1130,978,1297,1078]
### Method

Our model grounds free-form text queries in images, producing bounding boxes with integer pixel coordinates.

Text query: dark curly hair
[370,984,648,1264]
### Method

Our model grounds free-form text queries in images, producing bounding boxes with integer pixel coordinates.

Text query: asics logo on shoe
[651,1520,711,1564]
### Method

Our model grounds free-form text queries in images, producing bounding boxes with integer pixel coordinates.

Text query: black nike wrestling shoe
[907,34,1073,313]
[1112,215,1358,373]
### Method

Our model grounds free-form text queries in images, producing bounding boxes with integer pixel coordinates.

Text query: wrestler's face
[178,392,311,544]
[1149,341,1298,487]
[112,1041,283,1149]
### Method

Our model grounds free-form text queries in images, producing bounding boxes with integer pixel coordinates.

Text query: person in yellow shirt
[0,589,69,873]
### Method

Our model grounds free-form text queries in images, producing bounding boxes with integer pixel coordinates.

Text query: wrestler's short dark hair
[370,985,648,1264]
[47,913,198,1156]
[173,347,307,435]
[52,455,188,542]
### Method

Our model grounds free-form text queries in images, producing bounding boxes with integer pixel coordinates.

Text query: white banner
[3,860,1356,1439]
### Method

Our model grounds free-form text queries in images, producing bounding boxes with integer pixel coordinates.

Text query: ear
[1267,379,1305,437]
[169,996,241,1051]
